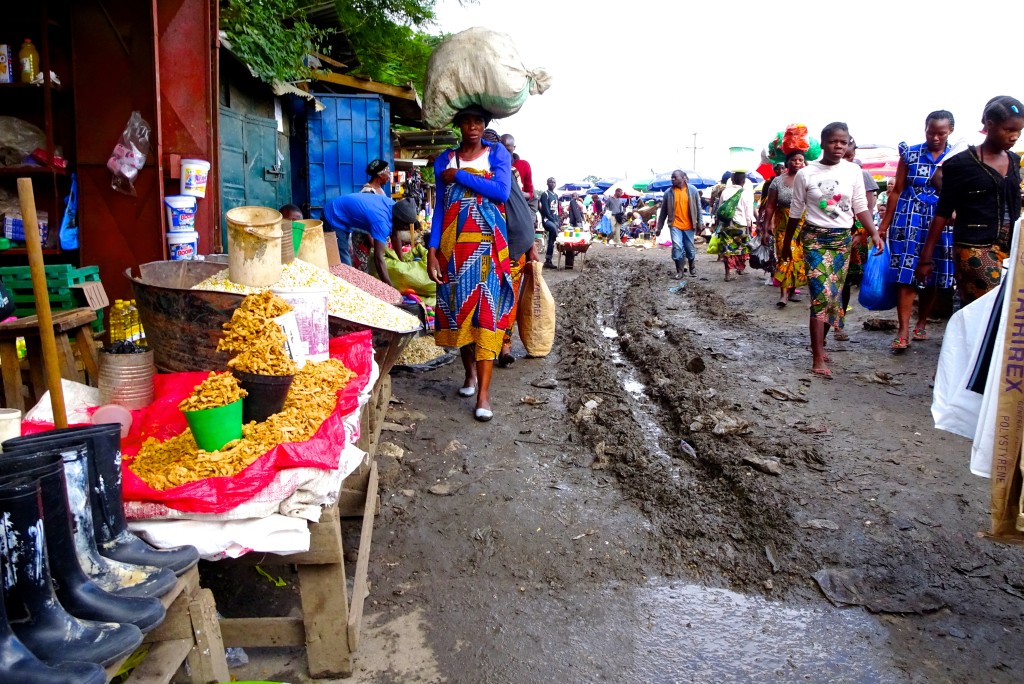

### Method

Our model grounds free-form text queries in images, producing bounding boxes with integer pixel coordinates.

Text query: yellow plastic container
[226,206,283,287]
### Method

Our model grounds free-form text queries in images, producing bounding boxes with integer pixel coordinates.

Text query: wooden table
[0,307,100,411]
[217,375,391,678]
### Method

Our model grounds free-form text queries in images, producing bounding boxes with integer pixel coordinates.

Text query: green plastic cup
[292,221,304,254]
[183,399,243,451]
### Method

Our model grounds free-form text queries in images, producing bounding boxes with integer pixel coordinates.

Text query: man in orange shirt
[656,169,703,278]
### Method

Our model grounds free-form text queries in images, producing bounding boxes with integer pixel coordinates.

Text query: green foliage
[221,0,331,84]
[332,0,443,91]
[583,175,601,183]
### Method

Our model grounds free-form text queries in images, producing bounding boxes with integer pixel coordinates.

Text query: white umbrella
[603,180,644,197]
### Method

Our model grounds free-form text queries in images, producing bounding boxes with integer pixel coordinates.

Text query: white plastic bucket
[226,206,283,287]
[180,158,211,197]
[164,195,197,232]
[271,287,330,365]
[167,231,199,260]
[294,219,330,271]
[0,408,22,446]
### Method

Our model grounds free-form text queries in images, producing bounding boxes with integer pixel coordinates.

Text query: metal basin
[127,260,418,379]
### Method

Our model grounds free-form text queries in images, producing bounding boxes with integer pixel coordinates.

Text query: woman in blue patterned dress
[877,110,955,350]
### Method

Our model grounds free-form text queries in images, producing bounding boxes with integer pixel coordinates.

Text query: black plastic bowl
[233,370,294,424]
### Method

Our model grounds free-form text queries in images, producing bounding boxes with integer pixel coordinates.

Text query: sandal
[811,367,833,380]
[890,336,910,351]
[833,330,850,342]
[912,328,928,341]
[776,300,787,308]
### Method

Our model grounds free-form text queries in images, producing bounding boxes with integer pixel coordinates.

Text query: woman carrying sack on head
[427,105,515,422]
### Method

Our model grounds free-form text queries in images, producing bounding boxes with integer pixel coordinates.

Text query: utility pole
[684,132,703,169]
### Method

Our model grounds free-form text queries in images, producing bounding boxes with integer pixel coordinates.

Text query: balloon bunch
[765,124,822,164]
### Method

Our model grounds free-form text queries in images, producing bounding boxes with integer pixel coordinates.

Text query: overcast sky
[432,0,1020,184]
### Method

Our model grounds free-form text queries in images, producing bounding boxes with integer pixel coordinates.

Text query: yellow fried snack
[131,359,358,490]
[218,291,293,355]
[178,372,247,413]
[226,324,298,376]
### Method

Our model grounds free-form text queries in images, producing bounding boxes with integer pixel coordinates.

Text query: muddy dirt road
[223,244,1024,683]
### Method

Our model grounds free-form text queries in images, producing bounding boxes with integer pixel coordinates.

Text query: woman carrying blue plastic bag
[858,241,898,312]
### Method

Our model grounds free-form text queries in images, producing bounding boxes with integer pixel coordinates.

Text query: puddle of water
[633,582,901,683]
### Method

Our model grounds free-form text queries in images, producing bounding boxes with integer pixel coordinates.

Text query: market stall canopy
[647,170,717,191]
[558,182,592,192]
[594,178,619,190]
[857,144,899,179]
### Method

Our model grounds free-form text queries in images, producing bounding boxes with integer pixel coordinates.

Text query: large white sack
[970,219,1021,478]
[423,27,551,128]
[932,284,1000,440]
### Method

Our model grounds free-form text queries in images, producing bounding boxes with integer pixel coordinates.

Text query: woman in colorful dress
[917,97,1023,306]
[877,111,955,350]
[427,105,515,421]
[761,151,808,306]
[717,171,755,281]
[781,122,883,379]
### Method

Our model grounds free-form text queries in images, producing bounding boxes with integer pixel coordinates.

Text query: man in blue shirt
[324,193,417,288]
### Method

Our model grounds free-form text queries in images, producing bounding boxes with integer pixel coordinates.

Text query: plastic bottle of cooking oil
[18,39,39,84]
[126,299,145,344]
[109,300,126,342]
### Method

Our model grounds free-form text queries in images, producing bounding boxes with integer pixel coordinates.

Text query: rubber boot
[0,452,166,633]
[688,259,697,276]
[0,476,142,667]
[674,259,685,279]
[0,439,177,599]
[4,424,199,576]
[0,564,106,684]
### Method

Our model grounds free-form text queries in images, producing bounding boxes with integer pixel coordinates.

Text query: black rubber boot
[0,452,166,633]
[4,424,199,576]
[0,567,106,684]
[0,476,142,667]
[689,259,697,276]
[0,439,177,599]
[674,259,685,279]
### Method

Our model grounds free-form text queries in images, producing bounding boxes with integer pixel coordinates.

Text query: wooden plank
[142,567,200,642]
[0,341,25,411]
[335,486,369,518]
[347,461,378,652]
[73,325,100,385]
[298,562,352,678]
[186,589,230,684]
[120,639,192,684]
[55,332,80,382]
[311,70,417,101]
[23,338,46,403]
[219,616,305,648]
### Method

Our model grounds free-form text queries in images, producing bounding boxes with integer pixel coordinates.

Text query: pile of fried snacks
[219,291,298,376]
[177,372,247,413]
[131,359,357,490]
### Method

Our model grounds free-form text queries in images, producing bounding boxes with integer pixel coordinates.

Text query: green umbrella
[633,177,653,191]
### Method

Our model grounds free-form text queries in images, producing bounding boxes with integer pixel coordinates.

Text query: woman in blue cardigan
[427,105,514,422]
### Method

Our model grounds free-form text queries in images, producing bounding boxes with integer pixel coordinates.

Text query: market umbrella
[647,170,717,192]
[857,144,899,179]
[558,182,592,192]
[633,177,653,191]
[594,178,619,191]
[603,180,644,197]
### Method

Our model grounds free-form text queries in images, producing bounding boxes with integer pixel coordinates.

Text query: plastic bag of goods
[423,27,552,128]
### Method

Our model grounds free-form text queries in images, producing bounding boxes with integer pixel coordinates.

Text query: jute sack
[517,261,555,357]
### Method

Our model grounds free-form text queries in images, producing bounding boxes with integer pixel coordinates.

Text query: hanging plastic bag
[716,189,742,224]
[517,261,555,357]
[706,232,723,255]
[858,242,897,310]
[107,111,151,196]
[59,173,78,250]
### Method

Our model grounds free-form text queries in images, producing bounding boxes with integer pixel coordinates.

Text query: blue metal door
[304,95,392,220]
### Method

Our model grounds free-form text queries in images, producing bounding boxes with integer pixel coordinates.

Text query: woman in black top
[917,96,1023,304]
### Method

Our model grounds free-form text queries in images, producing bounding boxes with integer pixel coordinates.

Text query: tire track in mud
[557,256,829,596]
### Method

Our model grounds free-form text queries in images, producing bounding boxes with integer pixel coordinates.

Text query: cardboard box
[3,212,49,242]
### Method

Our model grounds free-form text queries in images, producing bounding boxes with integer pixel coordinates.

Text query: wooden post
[17,178,67,428]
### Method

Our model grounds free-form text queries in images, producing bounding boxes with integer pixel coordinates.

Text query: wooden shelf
[0,165,67,177]
[0,248,62,256]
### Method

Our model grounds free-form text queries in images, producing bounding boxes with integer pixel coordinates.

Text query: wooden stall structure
[217,375,391,678]
[105,567,229,683]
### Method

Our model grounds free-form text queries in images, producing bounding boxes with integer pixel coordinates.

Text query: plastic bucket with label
[226,206,282,287]
[180,158,211,198]
[270,286,330,364]
[167,231,199,261]
[164,195,197,232]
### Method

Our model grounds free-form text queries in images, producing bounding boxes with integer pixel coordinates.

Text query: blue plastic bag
[59,173,78,250]
[858,242,897,311]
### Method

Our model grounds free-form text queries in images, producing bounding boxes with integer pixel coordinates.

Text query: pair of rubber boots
[674,259,695,279]
[0,423,199,682]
